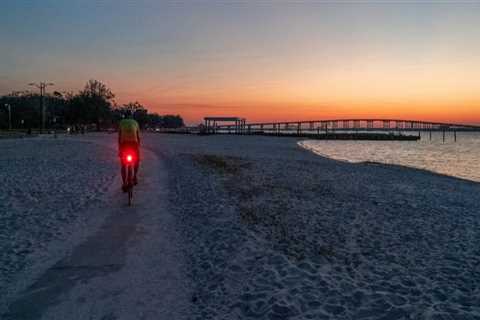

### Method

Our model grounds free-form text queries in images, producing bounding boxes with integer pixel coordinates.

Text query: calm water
[300,132,480,183]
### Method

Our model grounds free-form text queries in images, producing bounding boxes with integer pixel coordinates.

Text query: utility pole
[5,104,11,130]
[28,82,54,132]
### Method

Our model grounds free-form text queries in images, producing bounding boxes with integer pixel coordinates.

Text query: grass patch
[192,154,250,174]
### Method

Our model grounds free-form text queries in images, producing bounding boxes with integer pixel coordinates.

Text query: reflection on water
[300,132,480,183]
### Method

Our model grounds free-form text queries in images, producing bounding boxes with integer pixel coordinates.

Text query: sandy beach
[2,133,480,319]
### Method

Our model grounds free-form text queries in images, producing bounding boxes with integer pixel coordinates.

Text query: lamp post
[5,104,11,130]
[28,82,54,132]
[53,116,57,138]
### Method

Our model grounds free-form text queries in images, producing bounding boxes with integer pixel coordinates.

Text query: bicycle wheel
[128,188,133,206]
[127,164,133,206]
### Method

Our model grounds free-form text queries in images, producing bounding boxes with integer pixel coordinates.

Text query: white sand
[155,134,480,319]
[0,137,117,314]
[2,133,480,319]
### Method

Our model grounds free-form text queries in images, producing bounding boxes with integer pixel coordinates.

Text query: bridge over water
[206,118,480,141]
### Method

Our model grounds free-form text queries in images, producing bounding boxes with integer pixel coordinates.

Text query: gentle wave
[299,132,480,183]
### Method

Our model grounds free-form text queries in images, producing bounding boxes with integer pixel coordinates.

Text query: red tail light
[122,149,136,164]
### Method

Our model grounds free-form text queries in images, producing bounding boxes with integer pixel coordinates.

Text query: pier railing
[215,119,479,132]
[206,119,480,141]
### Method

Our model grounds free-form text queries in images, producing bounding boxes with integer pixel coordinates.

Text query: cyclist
[118,110,141,192]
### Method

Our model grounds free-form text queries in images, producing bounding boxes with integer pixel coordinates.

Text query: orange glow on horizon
[114,56,480,126]
[128,96,480,126]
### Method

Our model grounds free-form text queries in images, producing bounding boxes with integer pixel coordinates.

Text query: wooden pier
[156,118,480,141]
[204,118,480,141]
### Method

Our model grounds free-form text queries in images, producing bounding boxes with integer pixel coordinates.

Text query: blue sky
[2,1,480,123]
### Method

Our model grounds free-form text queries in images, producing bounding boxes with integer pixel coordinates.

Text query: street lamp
[28,82,54,132]
[5,104,11,130]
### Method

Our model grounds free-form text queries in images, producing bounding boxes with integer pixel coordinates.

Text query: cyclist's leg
[121,163,127,186]
[126,143,140,184]
[133,144,140,184]
[133,163,139,184]
[120,142,139,185]
[119,144,127,188]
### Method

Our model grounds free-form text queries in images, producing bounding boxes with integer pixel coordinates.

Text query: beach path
[4,138,190,320]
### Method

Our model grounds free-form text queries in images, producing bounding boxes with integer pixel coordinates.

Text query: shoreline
[297,140,480,186]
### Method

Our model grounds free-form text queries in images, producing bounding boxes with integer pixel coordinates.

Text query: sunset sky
[1,1,480,124]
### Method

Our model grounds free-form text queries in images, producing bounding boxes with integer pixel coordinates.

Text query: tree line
[0,79,184,130]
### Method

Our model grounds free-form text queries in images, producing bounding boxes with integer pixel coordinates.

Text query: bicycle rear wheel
[128,188,133,206]
[127,164,134,206]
